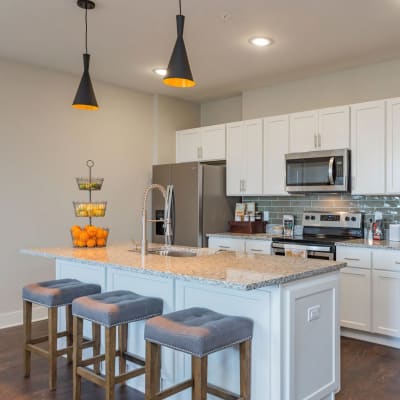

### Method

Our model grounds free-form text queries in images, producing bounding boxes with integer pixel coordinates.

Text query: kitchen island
[22,244,345,400]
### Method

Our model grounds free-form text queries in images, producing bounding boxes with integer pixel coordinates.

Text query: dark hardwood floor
[1,321,400,399]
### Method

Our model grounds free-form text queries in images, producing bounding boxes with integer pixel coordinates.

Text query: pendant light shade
[163,2,196,88]
[72,54,98,110]
[72,0,99,110]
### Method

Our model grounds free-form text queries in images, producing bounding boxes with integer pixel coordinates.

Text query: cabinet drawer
[207,237,245,252]
[245,239,271,255]
[373,249,400,271]
[336,246,372,268]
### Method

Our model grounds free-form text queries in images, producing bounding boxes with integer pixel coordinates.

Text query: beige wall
[200,95,242,126]
[154,95,200,165]
[243,58,400,119]
[0,59,199,326]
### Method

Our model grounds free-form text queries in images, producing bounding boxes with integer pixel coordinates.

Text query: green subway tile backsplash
[243,193,400,228]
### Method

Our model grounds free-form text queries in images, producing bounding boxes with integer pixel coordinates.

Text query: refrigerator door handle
[171,189,176,245]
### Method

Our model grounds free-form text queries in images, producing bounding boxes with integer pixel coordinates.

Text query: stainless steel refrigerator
[152,162,238,247]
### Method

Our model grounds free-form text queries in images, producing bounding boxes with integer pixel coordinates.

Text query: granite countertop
[335,239,400,250]
[21,243,344,291]
[207,232,276,240]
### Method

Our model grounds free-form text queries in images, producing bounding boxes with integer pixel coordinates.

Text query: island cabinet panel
[282,273,340,400]
[175,280,279,400]
[106,268,176,391]
[56,261,107,350]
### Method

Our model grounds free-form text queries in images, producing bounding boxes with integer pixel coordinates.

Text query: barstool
[22,278,101,391]
[144,307,253,400]
[72,290,163,400]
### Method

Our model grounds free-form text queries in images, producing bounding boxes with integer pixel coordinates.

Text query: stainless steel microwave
[285,149,350,193]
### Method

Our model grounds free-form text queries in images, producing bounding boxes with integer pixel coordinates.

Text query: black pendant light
[72,0,99,110]
[163,0,196,88]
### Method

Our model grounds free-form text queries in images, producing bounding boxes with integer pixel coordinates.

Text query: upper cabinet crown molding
[176,124,226,163]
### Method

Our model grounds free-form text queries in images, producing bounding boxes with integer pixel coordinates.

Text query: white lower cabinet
[340,267,371,331]
[208,237,271,255]
[372,269,400,338]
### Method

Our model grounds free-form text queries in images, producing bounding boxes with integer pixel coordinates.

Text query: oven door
[285,149,349,193]
[271,243,335,260]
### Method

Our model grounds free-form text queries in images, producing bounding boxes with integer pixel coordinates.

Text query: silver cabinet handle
[218,245,230,249]
[318,133,321,148]
[314,134,317,148]
[344,257,361,261]
[395,261,400,265]
[243,180,246,192]
[249,249,263,252]
[342,270,366,277]
[239,179,243,192]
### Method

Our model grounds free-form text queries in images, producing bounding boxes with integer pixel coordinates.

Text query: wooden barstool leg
[192,356,207,400]
[66,305,73,364]
[118,323,128,384]
[105,326,116,400]
[240,340,252,400]
[92,322,101,374]
[48,307,58,391]
[145,341,161,400]
[73,316,83,400]
[23,300,32,378]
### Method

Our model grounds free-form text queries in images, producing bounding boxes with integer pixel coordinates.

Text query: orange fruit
[73,240,79,247]
[97,238,106,247]
[87,239,96,248]
[87,226,97,238]
[76,240,86,248]
[96,229,104,239]
[103,229,109,238]
[71,225,81,231]
[79,231,89,242]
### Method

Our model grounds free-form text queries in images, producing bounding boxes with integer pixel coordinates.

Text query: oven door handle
[328,157,335,185]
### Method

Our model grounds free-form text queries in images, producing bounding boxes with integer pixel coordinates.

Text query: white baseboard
[0,306,48,330]
[341,328,400,349]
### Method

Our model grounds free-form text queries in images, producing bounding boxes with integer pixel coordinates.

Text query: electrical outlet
[307,305,321,322]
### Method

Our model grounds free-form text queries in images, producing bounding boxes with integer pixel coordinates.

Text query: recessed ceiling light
[152,68,168,77]
[248,37,272,47]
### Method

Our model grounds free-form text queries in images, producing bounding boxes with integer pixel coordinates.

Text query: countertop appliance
[272,211,364,260]
[152,162,238,247]
[285,149,350,193]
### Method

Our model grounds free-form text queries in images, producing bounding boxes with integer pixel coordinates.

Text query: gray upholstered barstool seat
[144,307,253,400]
[72,290,163,400]
[22,279,101,391]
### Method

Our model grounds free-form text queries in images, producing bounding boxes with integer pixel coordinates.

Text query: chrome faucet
[141,184,173,256]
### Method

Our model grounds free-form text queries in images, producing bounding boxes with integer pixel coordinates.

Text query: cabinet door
[201,124,226,161]
[289,111,318,153]
[386,98,400,194]
[372,270,400,337]
[176,129,201,163]
[208,237,246,252]
[244,119,263,195]
[263,115,289,196]
[226,122,245,195]
[318,106,350,150]
[340,267,371,331]
[350,101,386,194]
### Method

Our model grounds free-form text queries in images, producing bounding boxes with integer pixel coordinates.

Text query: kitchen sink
[129,247,197,257]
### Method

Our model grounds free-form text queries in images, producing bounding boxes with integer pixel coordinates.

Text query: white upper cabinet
[386,98,400,194]
[289,111,318,153]
[318,106,350,150]
[226,119,263,196]
[176,124,226,163]
[289,106,350,153]
[263,115,289,196]
[351,100,386,195]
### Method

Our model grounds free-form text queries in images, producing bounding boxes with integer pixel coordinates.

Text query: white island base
[55,259,340,400]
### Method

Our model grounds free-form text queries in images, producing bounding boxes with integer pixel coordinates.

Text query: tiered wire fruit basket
[70,160,109,248]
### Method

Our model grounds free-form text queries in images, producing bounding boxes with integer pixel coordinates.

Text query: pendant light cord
[179,0,182,15]
[85,0,88,54]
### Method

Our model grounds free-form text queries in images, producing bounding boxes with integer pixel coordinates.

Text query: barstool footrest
[77,366,106,388]
[123,352,145,366]
[208,383,241,400]
[115,367,145,384]
[155,379,193,400]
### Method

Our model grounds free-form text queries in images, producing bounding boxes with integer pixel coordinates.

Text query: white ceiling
[1,0,400,102]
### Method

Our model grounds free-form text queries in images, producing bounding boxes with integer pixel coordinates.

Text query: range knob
[351,217,357,222]
[305,215,310,220]
[311,216,316,221]
[345,216,350,222]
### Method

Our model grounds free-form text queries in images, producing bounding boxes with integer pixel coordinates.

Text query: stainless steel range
[271,211,364,260]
